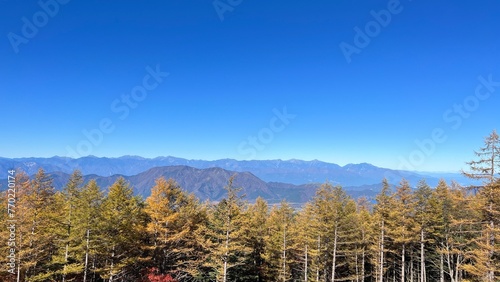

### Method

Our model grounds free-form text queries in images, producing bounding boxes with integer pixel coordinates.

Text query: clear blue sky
[1,0,499,172]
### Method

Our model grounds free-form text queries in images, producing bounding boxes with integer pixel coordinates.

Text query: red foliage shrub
[144,267,178,282]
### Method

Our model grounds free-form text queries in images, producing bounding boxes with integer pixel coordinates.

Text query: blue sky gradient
[1,0,499,172]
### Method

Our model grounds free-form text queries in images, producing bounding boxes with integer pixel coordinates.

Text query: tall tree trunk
[63,208,72,282]
[440,251,444,282]
[316,235,320,282]
[487,154,495,281]
[361,229,365,282]
[361,246,365,282]
[62,241,69,282]
[420,229,425,282]
[379,220,384,282]
[455,254,460,282]
[410,252,414,282]
[282,226,287,282]
[355,248,359,282]
[487,202,494,282]
[92,255,96,282]
[83,228,90,282]
[109,245,115,282]
[393,260,396,282]
[401,244,405,282]
[331,226,337,282]
[304,244,308,282]
[444,240,455,282]
[223,228,229,282]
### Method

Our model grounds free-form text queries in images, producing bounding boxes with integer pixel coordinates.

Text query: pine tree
[433,179,460,282]
[75,179,105,282]
[99,177,146,281]
[310,183,358,281]
[445,182,482,282]
[462,130,500,281]
[56,170,85,281]
[353,197,373,282]
[144,177,206,280]
[372,178,395,282]
[239,197,269,281]
[291,202,319,282]
[18,169,59,281]
[392,179,415,282]
[197,176,250,282]
[413,179,441,282]
[263,200,295,281]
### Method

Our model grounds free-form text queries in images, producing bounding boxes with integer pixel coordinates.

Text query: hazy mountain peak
[0,156,475,189]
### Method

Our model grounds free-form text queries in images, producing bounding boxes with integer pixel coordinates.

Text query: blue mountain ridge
[0,156,473,186]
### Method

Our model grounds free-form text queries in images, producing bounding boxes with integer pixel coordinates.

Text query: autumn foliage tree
[462,130,500,281]
[145,177,206,280]
[1,130,500,281]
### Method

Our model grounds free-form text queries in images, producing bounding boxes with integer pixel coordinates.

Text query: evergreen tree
[18,169,59,281]
[99,177,146,281]
[353,197,373,282]
[392,179,415,282]
[263,200,295,281]
[145,177,206,280]
[239,197,269,281]
[462,130,500,281]
[311,183,358,282]
[372,178,395,282]
[291,202,318,282]
[413,179,440,282]
[447,182,481,282]
[55,170,85,281]
[197,176,250,282]
[76,179,105,282]
[433,179,459,282]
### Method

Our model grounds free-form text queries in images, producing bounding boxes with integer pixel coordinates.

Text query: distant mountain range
[0,166,386,205]
[0,156,477,204]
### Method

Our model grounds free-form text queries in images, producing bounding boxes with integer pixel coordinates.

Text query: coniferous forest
[1,132,499,282]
